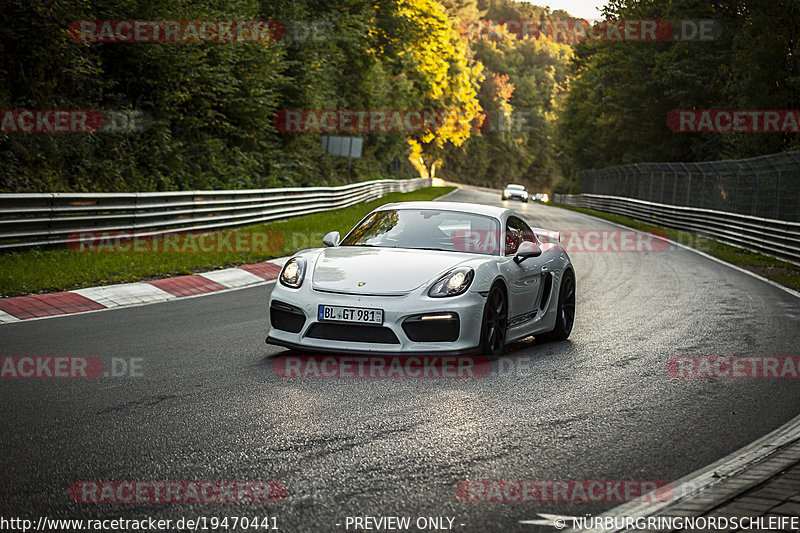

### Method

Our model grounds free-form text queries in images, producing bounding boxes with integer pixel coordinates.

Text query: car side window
[504,216,536,255]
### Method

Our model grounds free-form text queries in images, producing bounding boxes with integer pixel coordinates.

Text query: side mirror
[322,231,340,247]
[514,240,541,264]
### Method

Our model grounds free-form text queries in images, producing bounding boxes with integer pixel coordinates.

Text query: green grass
[0,186,455,298]
[550,203,800,292]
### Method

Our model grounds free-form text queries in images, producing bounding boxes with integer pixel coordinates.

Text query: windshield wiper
[346,244,450,251]
[345,243,399,248]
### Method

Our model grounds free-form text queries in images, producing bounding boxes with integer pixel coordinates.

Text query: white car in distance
[502,184,528,203]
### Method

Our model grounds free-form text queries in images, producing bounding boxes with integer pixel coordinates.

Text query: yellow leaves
[408,139,428,178]
[380,0,481,148]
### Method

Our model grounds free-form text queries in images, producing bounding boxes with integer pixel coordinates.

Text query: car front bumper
[503,193,528,201]
[266,286,487,354]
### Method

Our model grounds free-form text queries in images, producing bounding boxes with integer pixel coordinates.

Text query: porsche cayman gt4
[266,201,575,355]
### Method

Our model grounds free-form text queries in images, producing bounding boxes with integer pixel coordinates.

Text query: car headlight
[428,267,474,298]
[280,257,306,288]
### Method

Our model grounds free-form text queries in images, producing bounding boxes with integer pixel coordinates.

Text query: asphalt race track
[2,188,799,531]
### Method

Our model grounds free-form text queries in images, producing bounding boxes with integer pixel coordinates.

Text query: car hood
[311,247,472,295]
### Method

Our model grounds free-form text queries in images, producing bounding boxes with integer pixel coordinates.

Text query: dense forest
[554,0,800,192]
[0,0,797,193]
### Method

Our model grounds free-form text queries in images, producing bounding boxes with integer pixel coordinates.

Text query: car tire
[540,269,575,342]
[479,284,508,356]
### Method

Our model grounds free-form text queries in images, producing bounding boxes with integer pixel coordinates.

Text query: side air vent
[539,273,553,311]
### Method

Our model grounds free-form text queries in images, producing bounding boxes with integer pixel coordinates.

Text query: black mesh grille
[402,314,460,342]
[270,301,306,333]
[306,323,400,344]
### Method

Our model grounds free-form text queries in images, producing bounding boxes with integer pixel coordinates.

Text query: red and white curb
[0,258,288,324]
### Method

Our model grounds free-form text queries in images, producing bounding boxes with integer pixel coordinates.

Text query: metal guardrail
[553,193,800,265]
[578,151,800,222]
[0,178,432,251]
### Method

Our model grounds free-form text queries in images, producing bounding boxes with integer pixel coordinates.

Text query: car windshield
[340,209,501,255]
[507,184,525,190]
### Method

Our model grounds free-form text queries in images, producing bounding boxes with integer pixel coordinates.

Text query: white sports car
[502,184,529,202]
[266,201,575,355]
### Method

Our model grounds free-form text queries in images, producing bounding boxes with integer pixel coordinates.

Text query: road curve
[1,188,798,531]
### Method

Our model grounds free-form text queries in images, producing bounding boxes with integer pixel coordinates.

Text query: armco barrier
[553,193,800,265]
[0,178,431,251]
[577,151,800,222]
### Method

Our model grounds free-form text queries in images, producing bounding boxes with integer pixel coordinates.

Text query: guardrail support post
[745,160,758,216]
[765,158,782,220]
[788,153,800,222]
[700,166,706,208]
[672,165,678,205]
[682,163,691,206]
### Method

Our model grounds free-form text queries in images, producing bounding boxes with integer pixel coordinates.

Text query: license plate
[318,305,383,325]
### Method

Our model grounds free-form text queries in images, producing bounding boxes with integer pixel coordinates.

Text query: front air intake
[306,323,400,344]
[402,313,460,342]
[270,301,306,333]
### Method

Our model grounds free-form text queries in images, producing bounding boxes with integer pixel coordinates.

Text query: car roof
[506,184,525,188]
[376,200,510,219]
